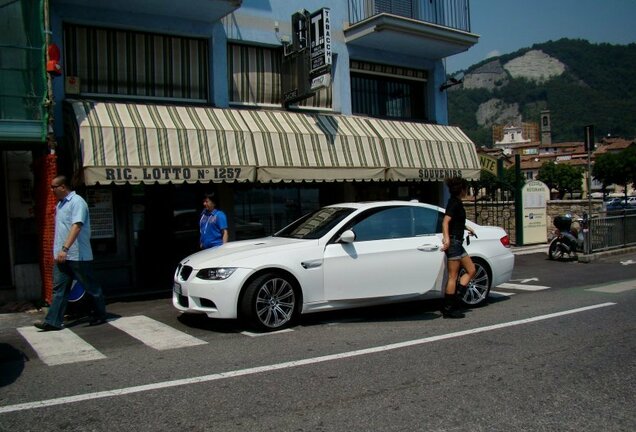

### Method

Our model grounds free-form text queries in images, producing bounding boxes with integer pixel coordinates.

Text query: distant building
[540,110,552,145]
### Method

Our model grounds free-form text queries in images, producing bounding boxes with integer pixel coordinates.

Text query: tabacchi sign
[309,8,331,76]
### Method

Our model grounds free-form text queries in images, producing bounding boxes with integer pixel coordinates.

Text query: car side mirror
[338,230,355,244]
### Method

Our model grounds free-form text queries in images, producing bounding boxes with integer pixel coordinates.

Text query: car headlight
[196,267,237,280]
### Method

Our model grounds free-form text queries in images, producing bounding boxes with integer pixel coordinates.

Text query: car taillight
[500,235,510,248]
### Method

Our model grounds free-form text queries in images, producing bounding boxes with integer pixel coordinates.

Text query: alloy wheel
[254,277,296,329]
[459,260,490,306]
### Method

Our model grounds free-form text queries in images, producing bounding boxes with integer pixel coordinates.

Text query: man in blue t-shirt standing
[34,175,108,331]
[200,193,228,249]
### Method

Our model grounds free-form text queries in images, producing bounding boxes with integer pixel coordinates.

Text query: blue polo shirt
[53,191,93,261]
[200,209,228,249]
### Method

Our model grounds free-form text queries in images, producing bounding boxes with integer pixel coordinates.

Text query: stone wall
[464,199,604,245]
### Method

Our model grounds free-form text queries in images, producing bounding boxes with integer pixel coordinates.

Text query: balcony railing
[348,0,471,33]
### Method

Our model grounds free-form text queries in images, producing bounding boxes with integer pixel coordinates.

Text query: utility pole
[584,125,594,254]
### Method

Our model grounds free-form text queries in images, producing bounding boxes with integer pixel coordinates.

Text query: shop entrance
[0,155,11,289]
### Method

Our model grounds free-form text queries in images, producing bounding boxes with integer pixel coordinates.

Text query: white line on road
[1,302,615,414]
[17,327,106,366]
[497,283,551,291]
[510,278,539,283]
[489,291,516,298]
[241,329,295,337]
[108,316,207,350]
[587,280,636,293]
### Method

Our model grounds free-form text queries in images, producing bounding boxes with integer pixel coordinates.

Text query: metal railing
[348,0,471,32]
[587,210,636,253]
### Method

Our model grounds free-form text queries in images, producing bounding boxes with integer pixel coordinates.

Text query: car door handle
[417,244,439,252]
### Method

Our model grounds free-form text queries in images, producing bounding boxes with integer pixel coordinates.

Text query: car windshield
[274,207,355,239]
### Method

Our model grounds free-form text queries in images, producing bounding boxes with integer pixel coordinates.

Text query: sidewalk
[511,242,636,262]
[511,243,548,256]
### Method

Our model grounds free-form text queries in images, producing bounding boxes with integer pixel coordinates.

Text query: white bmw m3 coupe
[173,201,514,330]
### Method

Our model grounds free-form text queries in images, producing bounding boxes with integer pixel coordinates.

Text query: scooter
[548,212,588,260]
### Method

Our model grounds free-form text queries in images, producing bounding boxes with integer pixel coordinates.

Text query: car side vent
[180,265,193,281]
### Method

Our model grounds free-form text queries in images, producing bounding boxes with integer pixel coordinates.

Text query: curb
[578,246,636,263]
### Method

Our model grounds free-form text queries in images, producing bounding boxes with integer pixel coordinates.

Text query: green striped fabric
[238,110,385,182]
[67,100,479,185]
[365,117,481,181]
[68,100,258,185]
[228,43,332,109]
[64,24,209,101]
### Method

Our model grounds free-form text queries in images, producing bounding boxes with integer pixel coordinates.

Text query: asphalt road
[1,251,635,431]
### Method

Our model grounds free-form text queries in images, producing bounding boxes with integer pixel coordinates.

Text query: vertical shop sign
[309,8,332,76]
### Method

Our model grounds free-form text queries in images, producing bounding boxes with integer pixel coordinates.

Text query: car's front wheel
[241,273,298,331]
[458,257,491,306]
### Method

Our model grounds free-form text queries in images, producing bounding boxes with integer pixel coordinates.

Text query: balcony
[52,0,242,23]
[345,0,478,59]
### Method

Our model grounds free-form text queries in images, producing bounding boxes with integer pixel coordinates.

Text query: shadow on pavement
[0,343,28,387]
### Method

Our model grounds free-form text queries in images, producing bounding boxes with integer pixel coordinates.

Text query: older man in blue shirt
[34,175,107,331]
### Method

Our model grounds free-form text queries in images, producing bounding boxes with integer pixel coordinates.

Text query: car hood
[179,236,317,268]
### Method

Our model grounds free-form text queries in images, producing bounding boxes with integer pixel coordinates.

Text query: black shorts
[445,238,467,260]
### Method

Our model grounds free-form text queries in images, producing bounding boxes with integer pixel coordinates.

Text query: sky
[445,0,636,73]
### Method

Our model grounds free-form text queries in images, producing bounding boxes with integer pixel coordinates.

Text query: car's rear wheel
[458,257,491,306]
[241,273,298,331]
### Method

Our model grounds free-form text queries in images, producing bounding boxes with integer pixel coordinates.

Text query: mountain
[447,39,636,147]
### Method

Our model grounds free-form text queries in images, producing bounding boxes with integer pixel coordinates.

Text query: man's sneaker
[33,321,63,331]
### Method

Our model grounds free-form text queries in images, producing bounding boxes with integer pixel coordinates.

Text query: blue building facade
[4,0,480,297]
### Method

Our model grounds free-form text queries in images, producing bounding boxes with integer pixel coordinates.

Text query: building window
[228,43,331,109]
[350,60,427,121]
[526,171,534,180]
[64,24,209,102]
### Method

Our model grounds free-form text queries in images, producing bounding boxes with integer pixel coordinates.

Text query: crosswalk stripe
[489,291,516,297]
[107,316,207,350]
[17,327,106,366]
[241,329,294,337]
[496,283,551,291]
[586,280,636,293]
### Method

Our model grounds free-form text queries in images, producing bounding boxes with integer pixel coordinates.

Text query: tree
[555,164,584,199]
[537,161,558,192]
[470,166,524,200]
[593,147,636,198]
[592,152,620,197]
[538,161,583,199]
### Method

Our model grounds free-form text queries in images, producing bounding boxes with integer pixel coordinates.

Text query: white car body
[173,201,514,329]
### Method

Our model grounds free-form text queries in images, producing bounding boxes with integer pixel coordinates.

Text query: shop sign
[418,168,465,180]
[521,180,550,244]
[309,8,332,76]
[479,154,498,175]
[85,166,255,185]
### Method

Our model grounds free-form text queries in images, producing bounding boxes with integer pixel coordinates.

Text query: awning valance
[66,99,480,185]
[366,118,481,181]
[239,110,386,182]
[67,100,257,185]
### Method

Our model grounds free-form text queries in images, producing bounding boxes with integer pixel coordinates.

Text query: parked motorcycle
[548,212,588,260]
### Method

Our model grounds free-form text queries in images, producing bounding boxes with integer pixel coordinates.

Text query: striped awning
[66,99,480,185]
[68,100,258,185]
[366,118,481,181]
[238,110,386,182]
